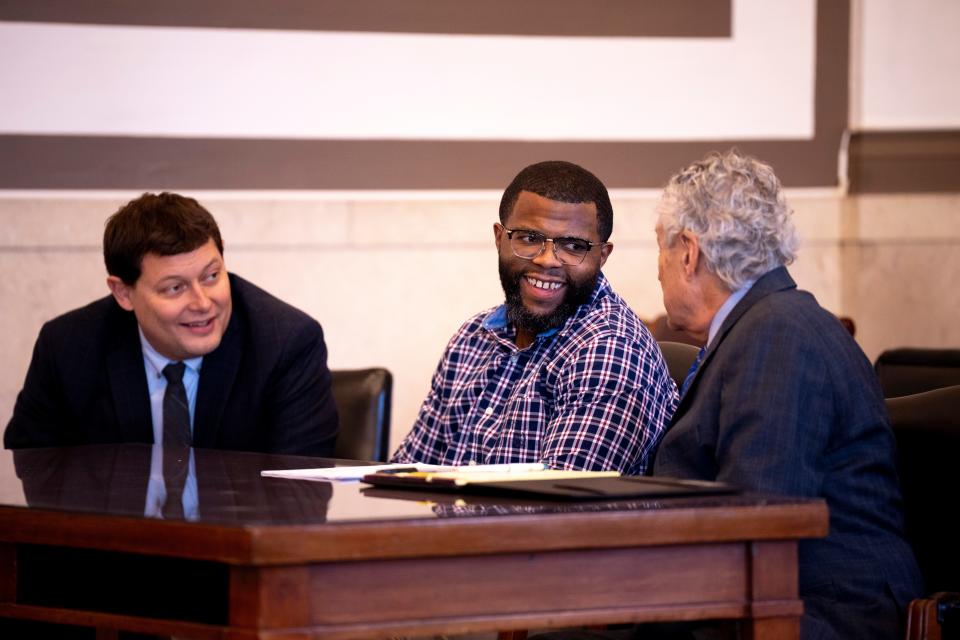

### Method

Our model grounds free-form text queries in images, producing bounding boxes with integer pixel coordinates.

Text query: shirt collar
[138,327,203,378]
[707,279,755,347]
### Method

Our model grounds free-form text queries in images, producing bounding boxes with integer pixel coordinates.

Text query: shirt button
[484,407,494,416]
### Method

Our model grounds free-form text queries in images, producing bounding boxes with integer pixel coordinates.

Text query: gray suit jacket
[652,267,922,639]
[5,274,338,456]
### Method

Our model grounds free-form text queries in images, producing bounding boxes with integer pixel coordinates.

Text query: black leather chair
[875,348,960,398]
[330,368,393,462]
[886,385,960,639]
[657,340,701,390]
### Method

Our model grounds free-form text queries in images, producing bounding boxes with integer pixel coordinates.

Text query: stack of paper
[260,462,549,482]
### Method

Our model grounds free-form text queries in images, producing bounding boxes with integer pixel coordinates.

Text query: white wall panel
[0,0,816,141]
[854,0,960,129]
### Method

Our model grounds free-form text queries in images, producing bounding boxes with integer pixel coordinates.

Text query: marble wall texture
[1,191,958,453]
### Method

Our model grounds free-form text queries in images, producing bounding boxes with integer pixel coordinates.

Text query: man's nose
[531,239,564,267]
[186,283,212,310]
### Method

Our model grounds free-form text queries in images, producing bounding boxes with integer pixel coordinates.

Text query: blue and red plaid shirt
[392,274,678,475]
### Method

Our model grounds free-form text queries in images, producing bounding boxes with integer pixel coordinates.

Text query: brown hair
[103,192,224,285]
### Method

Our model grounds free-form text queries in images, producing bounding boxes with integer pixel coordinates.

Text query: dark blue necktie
[679,347,706,396]
[162,362,191,447]
[161,362,191,519]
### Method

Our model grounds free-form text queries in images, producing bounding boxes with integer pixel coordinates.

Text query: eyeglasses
[499,225,606,266]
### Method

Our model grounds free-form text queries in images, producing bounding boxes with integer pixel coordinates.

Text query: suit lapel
[193,298,243,449]
[671,267,797,418]
[105,308,154,442]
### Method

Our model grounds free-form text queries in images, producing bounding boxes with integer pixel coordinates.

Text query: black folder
[360,472,736,501]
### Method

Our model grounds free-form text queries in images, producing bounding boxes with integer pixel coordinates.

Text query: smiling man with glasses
[392,161,677,474]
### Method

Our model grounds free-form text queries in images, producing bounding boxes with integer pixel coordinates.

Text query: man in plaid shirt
[392,161,677,475]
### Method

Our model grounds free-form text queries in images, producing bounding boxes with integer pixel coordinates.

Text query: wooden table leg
[742,541,803,640]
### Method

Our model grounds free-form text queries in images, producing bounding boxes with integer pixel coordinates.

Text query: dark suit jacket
[651,267,922,640]
[4,274,338,456]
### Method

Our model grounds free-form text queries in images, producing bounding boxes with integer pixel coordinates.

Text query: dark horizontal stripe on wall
[0,135,840,190]
[0,0,731,37]
[848,131,960,194]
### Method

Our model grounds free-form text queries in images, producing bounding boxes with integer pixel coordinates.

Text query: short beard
[498,260,598,337]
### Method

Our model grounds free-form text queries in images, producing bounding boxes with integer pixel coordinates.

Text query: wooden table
[0,445,828,639]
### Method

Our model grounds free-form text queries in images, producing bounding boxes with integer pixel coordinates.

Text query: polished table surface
[0,445,829,639]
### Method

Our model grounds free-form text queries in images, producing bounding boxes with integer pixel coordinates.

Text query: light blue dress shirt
[139,328,202,442]
[707,279,756,348]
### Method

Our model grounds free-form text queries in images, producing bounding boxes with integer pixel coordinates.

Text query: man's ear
[493,222,504,252]
[679,230,701,277]
[598,241,613,268]
[106,276,135,312]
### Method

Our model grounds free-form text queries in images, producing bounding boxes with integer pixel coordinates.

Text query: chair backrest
[875,348,960,398]
[330,368,393,462]
[657,341,701,390]
[886,385,960,596]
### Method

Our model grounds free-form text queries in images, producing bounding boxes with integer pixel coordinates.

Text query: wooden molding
[0,0,731,37]
[849,130,960,194]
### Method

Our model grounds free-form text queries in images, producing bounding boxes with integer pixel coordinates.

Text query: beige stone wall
[840,194,960,358]
[1,191,957,454]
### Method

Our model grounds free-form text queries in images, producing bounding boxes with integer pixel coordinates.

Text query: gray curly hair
[657,150,798,291]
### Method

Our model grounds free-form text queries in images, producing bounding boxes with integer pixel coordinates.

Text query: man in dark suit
[650,151,922,638]
[5,192,338,456]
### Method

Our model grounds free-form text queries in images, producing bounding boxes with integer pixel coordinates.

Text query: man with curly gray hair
[650,150,921,639]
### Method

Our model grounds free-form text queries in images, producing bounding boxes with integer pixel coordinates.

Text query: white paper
[260,462,547,482]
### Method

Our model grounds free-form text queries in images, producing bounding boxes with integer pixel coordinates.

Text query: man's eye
[203,271,219,283]
[559,239,591,253]
[164,284,184,295]
[516,233,543,245]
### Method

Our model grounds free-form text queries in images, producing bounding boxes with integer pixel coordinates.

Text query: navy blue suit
[652,267,922,639]
[5,274,338,456]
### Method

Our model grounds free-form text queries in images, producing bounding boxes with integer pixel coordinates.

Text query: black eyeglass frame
[498,224,607,266]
